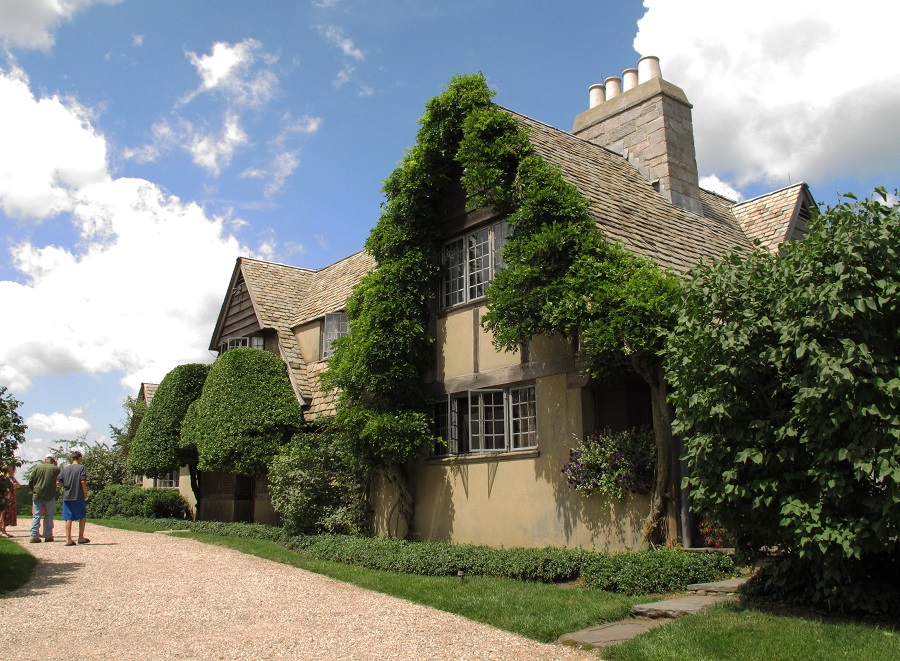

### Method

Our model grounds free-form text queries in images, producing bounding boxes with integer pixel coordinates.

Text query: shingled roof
[209,257,316,403]
[732,183,813,251]
[291,250,375,327]
[508,109,755,272]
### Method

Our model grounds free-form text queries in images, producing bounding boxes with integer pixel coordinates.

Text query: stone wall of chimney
[572,60,704,216]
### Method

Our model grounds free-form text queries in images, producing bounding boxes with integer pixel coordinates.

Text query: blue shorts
[62,500,87,521]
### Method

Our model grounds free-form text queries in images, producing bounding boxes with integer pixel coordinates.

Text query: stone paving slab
[558,618,668,649]
[632,594,730,618]
[687,577,746,594]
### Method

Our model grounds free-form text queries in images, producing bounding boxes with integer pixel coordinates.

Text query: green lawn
[0,536,37,593]
[604,602,899,661]
[88,519,899,657]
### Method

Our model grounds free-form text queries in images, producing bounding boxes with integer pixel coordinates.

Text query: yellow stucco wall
[401,373,648,550]
[294,321,321,365]
[437,305,519,380]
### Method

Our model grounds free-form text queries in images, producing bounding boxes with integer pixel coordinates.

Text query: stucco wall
[294,320,321,365]
[399,373,648,550]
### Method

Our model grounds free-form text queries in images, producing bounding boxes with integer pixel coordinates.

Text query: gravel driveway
[1,523,596,660]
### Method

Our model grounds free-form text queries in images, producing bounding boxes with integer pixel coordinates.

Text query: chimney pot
[589,84,606,109]
[637,56,662,84]
[622,68,639,92]
[604,76,622,99]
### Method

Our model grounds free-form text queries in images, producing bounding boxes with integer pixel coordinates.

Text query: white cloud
[0,0,119,51]
[187,113,249,176]
[319,25,364,61]
[26,411,91,437]
[699,175,742,202]
[634,1,900,191]
[0,66,107,220]
[181,39,278,108]
[132,34,144,47]
[0,67,247,398]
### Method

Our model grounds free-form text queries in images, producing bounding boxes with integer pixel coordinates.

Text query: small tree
[184,348,303,476]
[667,189,900,614]
[128,363,210,506]
[0,387,26,510]
[108,395,147,461]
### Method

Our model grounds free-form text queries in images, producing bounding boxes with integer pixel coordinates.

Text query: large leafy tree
[108,395,147,461]
[0,387,26,510]
[667,190,900,613]
[128,363,210,505]
[184,348,302,476]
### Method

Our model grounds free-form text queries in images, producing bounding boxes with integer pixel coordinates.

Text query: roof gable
[731,183,813,252]
[290,251,375,328]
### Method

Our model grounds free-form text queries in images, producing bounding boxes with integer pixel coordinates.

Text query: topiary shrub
[128,363,210,479]
[184,348,303,476]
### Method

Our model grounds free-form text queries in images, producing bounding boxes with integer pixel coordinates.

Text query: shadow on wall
[534,371,652,551]
[408,461,458,542]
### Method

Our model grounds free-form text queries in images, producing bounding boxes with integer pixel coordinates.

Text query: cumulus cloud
[0,66,107,220]
[0,66,246,398]
[26,411,91,437]
[187,113,249,176]
[634,0,900,194]
[0,0,119,51]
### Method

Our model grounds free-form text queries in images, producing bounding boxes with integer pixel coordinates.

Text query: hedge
[115,519,735,593]
[87,485,190,520]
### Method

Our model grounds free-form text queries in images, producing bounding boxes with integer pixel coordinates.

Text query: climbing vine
[324,73,681,543]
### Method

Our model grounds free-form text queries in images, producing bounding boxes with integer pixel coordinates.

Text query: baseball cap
[45,453,55,459]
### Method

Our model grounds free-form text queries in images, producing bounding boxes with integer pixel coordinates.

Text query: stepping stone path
[558,577,747,650]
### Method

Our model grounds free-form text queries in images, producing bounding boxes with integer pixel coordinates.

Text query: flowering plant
[698,515,731,548]
[561,427,655,499]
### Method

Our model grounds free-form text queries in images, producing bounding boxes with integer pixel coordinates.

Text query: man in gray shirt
[57,450,89,546]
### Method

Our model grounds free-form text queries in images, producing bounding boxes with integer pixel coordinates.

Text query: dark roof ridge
[733,182,809,208]
[238,255,316,273]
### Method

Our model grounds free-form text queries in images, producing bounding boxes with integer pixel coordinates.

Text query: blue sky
[1,0,898,468]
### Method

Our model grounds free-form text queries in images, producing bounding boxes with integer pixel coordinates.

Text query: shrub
[581,549,736,595]
[268,425,369,535]
[142,488,190,519]
[87,485,189,519]
[184,348,303,476]
[668,190,900,614]
[128,363,210,477]
[562,427,655,499]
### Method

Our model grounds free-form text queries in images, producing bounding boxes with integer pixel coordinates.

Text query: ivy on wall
[323,73,680,541]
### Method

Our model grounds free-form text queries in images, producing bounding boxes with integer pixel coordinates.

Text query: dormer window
[442,220,510,308]
[322,312,349,359]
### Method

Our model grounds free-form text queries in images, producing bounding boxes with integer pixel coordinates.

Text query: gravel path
[1,522,597,660]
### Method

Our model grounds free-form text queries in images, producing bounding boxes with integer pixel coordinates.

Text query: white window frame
[154,468,179,489]
[322,311,349,359]
[442,220,510,308]
[432,384,537,456]
[223,335,264,353]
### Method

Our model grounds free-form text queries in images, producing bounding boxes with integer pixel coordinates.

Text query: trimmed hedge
[87,485,190,520]
[117,519,735,592]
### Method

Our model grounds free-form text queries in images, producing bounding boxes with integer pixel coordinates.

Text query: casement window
[153,469,179,489]
[442,220,511,308]
[432,384,537,456]
[322,311,349,359]
[221,335,264,353]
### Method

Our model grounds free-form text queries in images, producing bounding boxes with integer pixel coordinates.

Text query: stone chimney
[572,56,703,216]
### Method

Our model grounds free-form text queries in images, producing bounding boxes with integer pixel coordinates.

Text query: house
[205,57,813,549]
